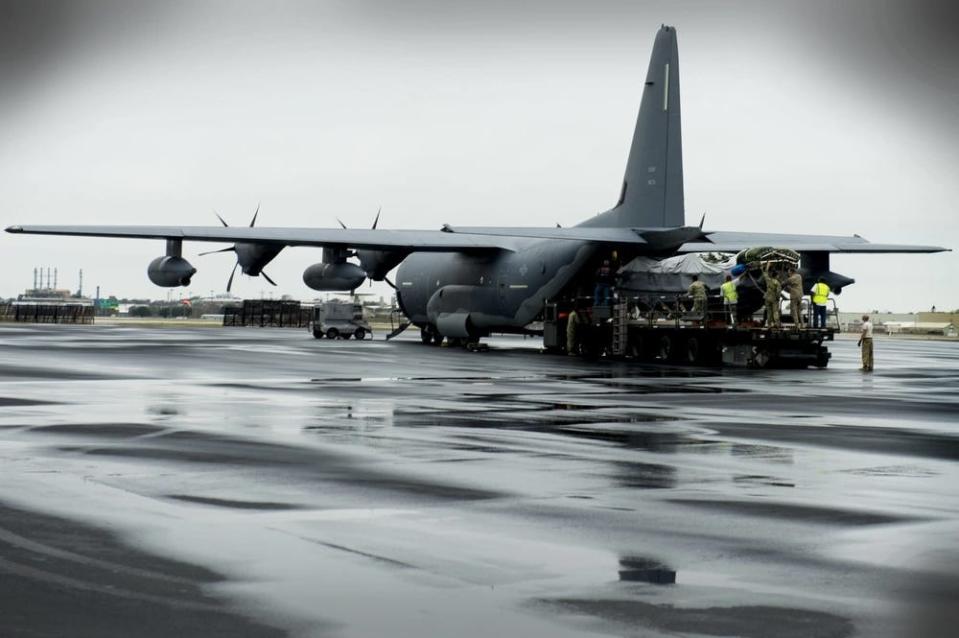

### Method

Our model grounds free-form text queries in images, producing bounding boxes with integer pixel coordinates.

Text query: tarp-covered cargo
[618,253,734,294]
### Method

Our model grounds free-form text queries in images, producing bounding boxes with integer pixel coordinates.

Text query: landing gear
[420,325,443,345]
[465,340,488,352]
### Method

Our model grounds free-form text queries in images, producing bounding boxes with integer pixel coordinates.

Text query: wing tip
[5,225,23,233]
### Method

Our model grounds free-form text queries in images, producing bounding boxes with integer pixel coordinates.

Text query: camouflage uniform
[763,275,782,328]
[566,309,582,355]
[785,272,804,328]
[688,280,707,317]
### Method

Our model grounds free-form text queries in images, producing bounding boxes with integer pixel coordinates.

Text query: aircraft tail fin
[579,25,684,229]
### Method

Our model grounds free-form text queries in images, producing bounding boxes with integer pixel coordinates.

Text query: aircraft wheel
[420,327,432,344]
[326,327,339,340]
[432,330,443,346]
[354,327,367,341]
[628,335,644,360]
[685,336,700,364]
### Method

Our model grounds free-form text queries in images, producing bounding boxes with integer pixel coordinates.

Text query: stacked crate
[222,300,310,328]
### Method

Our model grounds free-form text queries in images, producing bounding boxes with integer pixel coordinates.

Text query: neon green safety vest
[721,280,738,303]
[812,282,830,305]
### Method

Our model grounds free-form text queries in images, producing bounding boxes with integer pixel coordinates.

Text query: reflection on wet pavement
[0,325,957,637]
[618,557,677,584]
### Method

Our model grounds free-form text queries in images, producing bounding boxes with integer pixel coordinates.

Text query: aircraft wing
[677,231,948,254]
[445,226,949,253]
[6,224,947,254]
[4,224,513,252]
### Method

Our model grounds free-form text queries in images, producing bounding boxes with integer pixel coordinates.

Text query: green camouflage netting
[736,247,800,266]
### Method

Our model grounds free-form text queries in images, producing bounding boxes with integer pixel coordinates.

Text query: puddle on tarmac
[618,556,677,584]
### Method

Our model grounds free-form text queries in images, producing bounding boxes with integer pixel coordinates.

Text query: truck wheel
[354,328,366,340]
[685,337,700,364]
[326,327,339,340]
[656,335,672,361]
[814,349,830,369]
[752,347,771,369]
[313,329,324,339]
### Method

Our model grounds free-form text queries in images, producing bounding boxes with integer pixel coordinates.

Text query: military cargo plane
[6,26,947,344]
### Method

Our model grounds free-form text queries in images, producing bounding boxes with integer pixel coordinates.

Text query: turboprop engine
[302,262,366,291]
[147,239,196,287]
[198,206,282,292]
[147,256,196,287]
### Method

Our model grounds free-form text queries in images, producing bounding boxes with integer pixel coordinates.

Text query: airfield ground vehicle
[310,300,372,340]
[543,297,837,369]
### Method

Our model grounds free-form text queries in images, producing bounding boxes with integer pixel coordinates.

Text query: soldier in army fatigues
[688,275,707,320]
[785,268,804,328]
[763,272,783,328]
[566,306,583,356]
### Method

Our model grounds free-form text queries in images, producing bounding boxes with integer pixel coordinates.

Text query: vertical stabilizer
[580,25,684,229]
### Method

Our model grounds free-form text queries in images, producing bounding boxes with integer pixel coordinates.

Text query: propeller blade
[260,270,277,286]
[336,217,348,229]
[249,202,261,228]
[699,212,706,229]
[214,210,229,227]
[226,261,239,292]
[199,246,235,256]
[372,206,381,230]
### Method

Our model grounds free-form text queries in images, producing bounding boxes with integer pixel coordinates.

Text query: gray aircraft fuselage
[395,239,598,336]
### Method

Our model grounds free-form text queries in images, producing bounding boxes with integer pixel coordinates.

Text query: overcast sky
[1,0,957,311]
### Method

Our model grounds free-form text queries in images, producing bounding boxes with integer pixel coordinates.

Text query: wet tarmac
[0,324,957,637]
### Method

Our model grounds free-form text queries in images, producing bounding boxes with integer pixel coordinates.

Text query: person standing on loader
[858,314,874,371]
[594,260,613,307]
[688,275,707,320]
[810,277,831,329]
[720,274,738,327]
[762,272,782,328]
[785,268,804,328]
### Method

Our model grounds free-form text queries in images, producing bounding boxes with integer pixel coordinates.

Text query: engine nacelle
[302,262,366,291]
[236,243,283,276]
[356,249,408,281]
[147,256,196,287]
[426,285,499,338]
